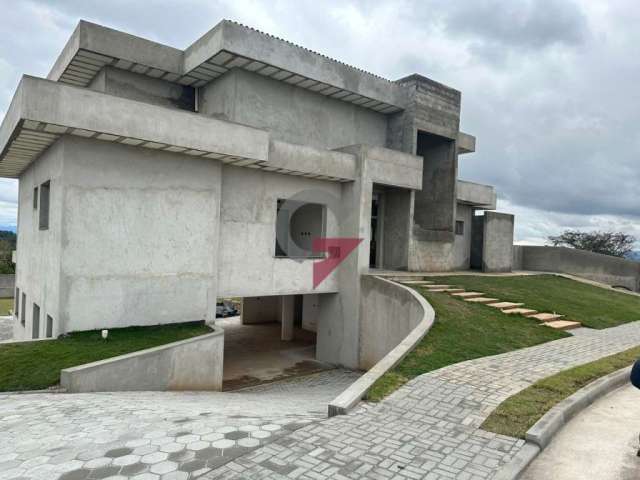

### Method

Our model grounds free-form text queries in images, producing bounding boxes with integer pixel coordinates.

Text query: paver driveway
[0,370,360,480]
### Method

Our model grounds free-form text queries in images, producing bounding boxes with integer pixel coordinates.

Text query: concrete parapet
[327,276,434,416]
[514,246,640,292]
[60,328,224,392]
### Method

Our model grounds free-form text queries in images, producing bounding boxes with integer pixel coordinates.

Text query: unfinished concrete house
[0,20,514,383]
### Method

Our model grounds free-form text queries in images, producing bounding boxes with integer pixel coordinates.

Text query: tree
[0,231,15,274]
[548,230,636,258]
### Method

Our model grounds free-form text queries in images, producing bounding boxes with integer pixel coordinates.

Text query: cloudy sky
[0,0,638,246]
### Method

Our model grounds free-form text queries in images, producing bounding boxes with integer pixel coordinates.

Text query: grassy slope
[426,275,640,329]
[367,289,568,401]
[482,345,640,438]
[0,321,211,391]
[0,298,13,315]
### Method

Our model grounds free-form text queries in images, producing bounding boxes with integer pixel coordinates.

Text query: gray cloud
[0,0,637,246]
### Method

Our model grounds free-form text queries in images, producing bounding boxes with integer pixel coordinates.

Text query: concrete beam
[0,76,269,178]
[457,180,497,209]
[457,132,476,154]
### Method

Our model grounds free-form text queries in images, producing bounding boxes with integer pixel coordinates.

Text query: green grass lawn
[0,321,211,392]
[0,297,13,315]
[482,345,640,438]
[367,288,569,401]
[425,274,640,329]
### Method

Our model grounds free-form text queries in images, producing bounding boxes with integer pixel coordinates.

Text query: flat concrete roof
[48,20,405,114]
[457,180,497,209]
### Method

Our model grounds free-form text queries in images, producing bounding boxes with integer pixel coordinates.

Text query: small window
[455,220,464,236]
[32,303,40,339]
[39,181,50,230]
[46,315,53,338]
[33,187,38,209]
[14,287,19,317]
[21,292,26,325]
[275,199,326,259]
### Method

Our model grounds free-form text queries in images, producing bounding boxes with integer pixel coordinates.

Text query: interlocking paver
[0,370,359,480]
[202,321,640,480]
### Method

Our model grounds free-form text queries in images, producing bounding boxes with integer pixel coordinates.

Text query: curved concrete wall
[60,328,223,392]
[514,246,640,292]
[328,276,434,415]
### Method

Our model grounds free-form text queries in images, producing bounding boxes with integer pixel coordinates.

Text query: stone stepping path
[464,297,500,304]
[451,291,485,298]
[487,302,525,309]
[430,288,466,293]
[503,307,539,316]
[425,284,453,289]
[399,280,434,285]
[527,312,564,322]
[543,320,582,330]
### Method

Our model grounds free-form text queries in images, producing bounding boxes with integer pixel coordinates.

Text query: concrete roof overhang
[49,20,405,115]
[456,180,497,209]
[0,76,361,181]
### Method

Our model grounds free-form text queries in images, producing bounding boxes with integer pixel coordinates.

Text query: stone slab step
[426,285,453,289]
[431,288,466,293]
[451,292,485,298]
[502,308,539,316]
[464,297,500,304]
[487,302,525,309]
[400,280,434,285]
[526,313,564,322]
[543,320,582,330]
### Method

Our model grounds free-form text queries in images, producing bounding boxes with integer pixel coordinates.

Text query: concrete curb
[493,365,632,480]
[327,277,435,417]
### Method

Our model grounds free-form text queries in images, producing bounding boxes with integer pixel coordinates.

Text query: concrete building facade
[0,20,514,369]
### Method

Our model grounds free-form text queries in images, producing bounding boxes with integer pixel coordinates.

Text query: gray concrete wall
[14,141,65,340]
[200,69,388,150]
[453,204,473,270]
[482,211,514,272]
[60,328,224,392]
[358,275,427,369]
[381,188,412,270]
[89,66,195,111]
[457,180,497,209]
[515,246,640,292]
[59,136,222,332]
[241,296,280,324]
[216,165,341,297]
[0,275,15,298]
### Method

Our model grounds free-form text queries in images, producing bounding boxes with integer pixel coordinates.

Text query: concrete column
[280,295,295,341]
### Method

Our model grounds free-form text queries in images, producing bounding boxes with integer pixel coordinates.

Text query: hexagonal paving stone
[160,471,188,480]
[167,450,194,463]
[104,447,133,458]
[131,473,159,480]
[238,425,259,432]
[133,445,159,456]
[150,460,178,475]
[224,431,248,441]
[120,462,148,476]
[194,447,221,461]
[186,441,209,451]
[251,431,271,440]
[141,452,169,464]
[84,457,112,469]
[210,439,235,449]
[175,434,199,445]
[159,443,184,453]
[178,459,207,473]
[88,465,121,479]
[237,438,260,448]
[201,433,224,442]
[59,469,91,480]
[112,454,141,466]
[214,426,236,434]
[260,424,281,432]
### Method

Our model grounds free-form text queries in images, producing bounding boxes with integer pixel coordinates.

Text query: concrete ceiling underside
[57,48,403,115]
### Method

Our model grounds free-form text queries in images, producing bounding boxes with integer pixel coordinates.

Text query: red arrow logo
[312,237,363,288]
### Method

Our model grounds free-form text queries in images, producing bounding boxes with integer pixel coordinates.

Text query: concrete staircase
[398,279,582,331]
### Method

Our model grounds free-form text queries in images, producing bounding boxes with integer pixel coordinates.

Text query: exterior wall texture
[515,246,640,292]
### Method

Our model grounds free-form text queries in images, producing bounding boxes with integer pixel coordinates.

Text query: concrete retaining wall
[60,328,224,392]
[514,246,640,292]
[0,275,15,298]
[327,276,435,416]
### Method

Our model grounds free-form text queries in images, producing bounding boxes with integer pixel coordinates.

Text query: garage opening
[218,294,331,390]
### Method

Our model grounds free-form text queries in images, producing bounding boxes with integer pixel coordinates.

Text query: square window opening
[455,220,464,236]
[33,186,38,209]
[275,199,326,259]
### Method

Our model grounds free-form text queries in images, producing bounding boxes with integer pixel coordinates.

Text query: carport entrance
[219,294,332,390]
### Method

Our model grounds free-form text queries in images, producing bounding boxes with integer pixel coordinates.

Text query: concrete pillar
[280,295,295,341]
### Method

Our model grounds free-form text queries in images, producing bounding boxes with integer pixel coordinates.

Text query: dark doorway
[370,192,381,267]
